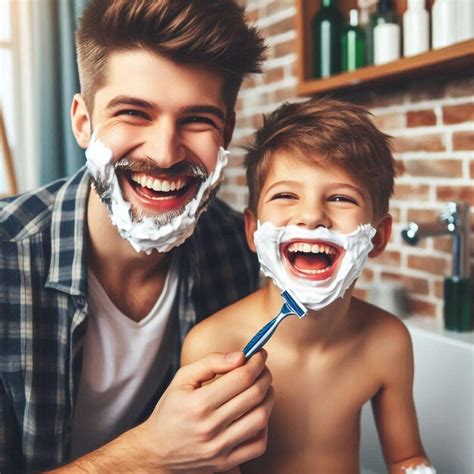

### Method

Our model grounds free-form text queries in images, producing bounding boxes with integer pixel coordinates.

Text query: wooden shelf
[295,0,474,96]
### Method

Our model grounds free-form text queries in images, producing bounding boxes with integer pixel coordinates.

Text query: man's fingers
[198,351,268,407]
[176,351,246,389]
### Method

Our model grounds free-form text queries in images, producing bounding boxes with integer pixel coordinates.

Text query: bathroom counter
[404,315,474,346]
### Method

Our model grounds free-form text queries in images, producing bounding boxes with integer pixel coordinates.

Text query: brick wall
[219,0,474,324]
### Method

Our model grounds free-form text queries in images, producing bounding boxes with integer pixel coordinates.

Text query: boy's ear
[244,208,258,253]
[369,214,393,258]
[71,94,92,149]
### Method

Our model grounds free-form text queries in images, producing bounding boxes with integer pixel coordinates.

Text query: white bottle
[432,0,458,49]
[457,0,474,42]
[374,21,401,65]
[403,0,429,57]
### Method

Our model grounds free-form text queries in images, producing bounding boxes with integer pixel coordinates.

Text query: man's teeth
[287,242,337,255]
[130,173,186,192]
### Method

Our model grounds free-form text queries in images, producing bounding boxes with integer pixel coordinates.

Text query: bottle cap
[349,9,359,26]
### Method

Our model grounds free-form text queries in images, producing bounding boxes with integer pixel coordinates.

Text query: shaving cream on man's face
[85,130,228,254]
[253,221,376,311]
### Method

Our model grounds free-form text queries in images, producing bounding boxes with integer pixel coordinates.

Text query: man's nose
[144,118,185,169]
[295,201,331,229]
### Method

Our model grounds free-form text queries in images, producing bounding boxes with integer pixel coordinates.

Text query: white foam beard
[253,222,376,311]
[85,132,229,254]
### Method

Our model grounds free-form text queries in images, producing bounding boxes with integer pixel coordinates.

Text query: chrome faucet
[401,202,471,279]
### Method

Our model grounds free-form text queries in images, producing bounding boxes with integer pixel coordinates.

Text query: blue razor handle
[242,290,307,359]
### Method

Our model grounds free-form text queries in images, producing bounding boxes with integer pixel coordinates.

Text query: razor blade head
[281,289,307,319]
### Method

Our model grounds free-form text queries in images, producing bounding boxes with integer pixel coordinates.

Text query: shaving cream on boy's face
[85,130,228,254]
[253,221,376,311]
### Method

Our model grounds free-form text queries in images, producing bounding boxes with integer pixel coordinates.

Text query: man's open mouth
[119,171,202,212]
[280,240,343,281]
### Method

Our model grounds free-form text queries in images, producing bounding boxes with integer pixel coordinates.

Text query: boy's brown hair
[245,98,395,220]
[76,0,266,112]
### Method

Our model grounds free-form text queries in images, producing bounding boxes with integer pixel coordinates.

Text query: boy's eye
[180,116,218,128]
[271,192,297,201]
[116,109,150,120]
[329,195,358,204]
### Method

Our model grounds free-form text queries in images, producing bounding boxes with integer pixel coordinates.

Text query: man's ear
[223,110,235,149]
[244,208,258,253]
[369,214,393,258]
[71,94,92,149]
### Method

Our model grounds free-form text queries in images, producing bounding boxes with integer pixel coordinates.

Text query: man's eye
[116,109,149,119]
[181,116,217,128]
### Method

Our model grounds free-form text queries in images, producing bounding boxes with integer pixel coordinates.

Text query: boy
[181,98,434,473]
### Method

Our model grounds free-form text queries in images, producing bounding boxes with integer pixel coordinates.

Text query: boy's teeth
[131,173,185,192]
[288,242,336,255]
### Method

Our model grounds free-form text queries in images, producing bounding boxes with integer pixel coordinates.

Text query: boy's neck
[264,282,356,351]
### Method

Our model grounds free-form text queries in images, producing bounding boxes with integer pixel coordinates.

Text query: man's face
[247,150,374,281]
[83,50,230,224]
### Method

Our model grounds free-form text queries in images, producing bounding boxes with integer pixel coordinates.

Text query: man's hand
[140,350,273,472]
[50,350,273,473]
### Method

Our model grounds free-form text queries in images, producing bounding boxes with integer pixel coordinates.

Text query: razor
[242,289,307,359]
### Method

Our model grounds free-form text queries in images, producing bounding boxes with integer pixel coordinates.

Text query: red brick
[394,159,405,176]
[264,66,285,83]
[372,250,401,266]
[452,131,474,151]
[389,206,401,223]
[403,159,463,178]
[433,235,453,254]
[393,183,430,201]
[251,113,265,129]
[442,103,474,124]
[372,112,405,131]
[393,133,445,153]
[263,16,296,38]
[406,208,440,223]
[407,255,448,276]
[381,271,430,295]
[275,85,297,102]
[407,298,437,317]
[434,279,444,299]
[274,39,296,57]
[436,186,474,205]
[360,267,374,282]
[407,110,437,127]
[470,160,474,178]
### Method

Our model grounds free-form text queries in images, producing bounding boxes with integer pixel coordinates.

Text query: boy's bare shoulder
[352,297,413,368]
[181,289,266,364]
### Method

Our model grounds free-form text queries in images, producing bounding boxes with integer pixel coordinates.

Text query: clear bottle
[432,0,457,49]
[312,0,343,78]
[372,0,400,65]
[457,0,474,43]
[403,0,429,57]
[341,9,366,71]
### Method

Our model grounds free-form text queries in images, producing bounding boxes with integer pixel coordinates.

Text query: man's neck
[86,188,173,321]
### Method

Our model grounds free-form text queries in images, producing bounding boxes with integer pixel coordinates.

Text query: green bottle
[341,9,366,72]
[312,0,343,78]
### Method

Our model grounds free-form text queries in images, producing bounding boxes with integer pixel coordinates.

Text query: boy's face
[245,150,391,280]
[72,49,234,222]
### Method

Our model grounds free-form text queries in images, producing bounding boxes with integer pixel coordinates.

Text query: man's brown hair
[245,98,395,220]
[76,0,266,112]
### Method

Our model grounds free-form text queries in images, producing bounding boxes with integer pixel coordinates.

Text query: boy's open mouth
[119,171,202,212]
[280,240,343,281]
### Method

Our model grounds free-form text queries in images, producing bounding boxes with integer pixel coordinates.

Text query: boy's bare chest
[244,350,380,473]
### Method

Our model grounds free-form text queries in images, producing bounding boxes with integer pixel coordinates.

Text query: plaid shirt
[0,167,259,472]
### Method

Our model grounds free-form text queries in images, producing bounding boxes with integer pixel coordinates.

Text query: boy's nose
[295,204,331,229]
[143,119,185,169]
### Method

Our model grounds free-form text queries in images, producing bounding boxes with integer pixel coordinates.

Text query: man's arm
[371,321,433,474]
[48,351,273,473]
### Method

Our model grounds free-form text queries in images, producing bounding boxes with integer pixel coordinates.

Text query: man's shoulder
[0,177,74,242]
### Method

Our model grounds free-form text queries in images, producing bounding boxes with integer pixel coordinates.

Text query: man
[0,1,274,472]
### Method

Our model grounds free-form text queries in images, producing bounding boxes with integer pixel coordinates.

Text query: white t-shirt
[71,256,179,459]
